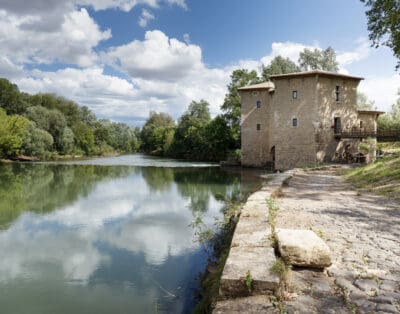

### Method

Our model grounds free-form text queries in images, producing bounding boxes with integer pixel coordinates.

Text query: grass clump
[245,270,252,293]
[344,155,400,199]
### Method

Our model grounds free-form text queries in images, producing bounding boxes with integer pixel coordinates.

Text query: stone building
[239,70,383,170]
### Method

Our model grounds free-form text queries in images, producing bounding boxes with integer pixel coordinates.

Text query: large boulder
[276,229,332,268]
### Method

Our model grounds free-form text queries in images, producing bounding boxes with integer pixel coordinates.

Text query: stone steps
[214,172,293,310]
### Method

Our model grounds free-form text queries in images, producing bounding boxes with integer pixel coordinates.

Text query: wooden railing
[335,129,400,141]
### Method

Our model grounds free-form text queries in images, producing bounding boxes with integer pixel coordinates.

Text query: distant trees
[357,92,377,110]
[0,78,140,159]
[262,56,300,81]
[141,111,175,156]
[361,0,400,70]
[298,47,339,72]
[0,108,29,158]
[378,88,400,131]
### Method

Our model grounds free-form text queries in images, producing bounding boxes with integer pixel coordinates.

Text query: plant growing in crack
[271,258,292,304]
[245,270,252,293]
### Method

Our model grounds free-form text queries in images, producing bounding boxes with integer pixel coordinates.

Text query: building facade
[239,71,382,170]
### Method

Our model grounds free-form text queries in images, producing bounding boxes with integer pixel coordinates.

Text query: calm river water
[0,154,263,314]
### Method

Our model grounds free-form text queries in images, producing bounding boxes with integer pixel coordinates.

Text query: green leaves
[0,109,29,158]
[298,47,339,72]
[362,0,400,70]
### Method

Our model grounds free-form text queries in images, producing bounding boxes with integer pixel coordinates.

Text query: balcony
[334,129,400,141]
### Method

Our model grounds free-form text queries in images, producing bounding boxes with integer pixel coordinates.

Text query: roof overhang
[269,70,364,81]
[238,81,275,91]
[357,110,385,116]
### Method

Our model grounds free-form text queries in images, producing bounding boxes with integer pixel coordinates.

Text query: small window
[256,100,261,108]
[256,123,261,131]
[292,90,298,99]
[292,118,298,127]
[335,85,340,102]
[360,121,363,128]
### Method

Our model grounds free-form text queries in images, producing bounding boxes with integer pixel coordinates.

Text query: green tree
[0,78,27,115]
[71,122,95,155]
[0,109,29,158]
[60,127,75,154]
[141,111,176,155]
[173,100,212,160]
[21,122,54,157]
[221,69,261,148]
[357,92,377,110]
[377,88,400,131]
[262,56,300,81]
[361,0,400,70]
[203,115,235,161]
[298,47,339,72]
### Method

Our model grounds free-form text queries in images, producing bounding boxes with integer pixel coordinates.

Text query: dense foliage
[262,56,300,81]
[378,88,400,132]
[298,47,339,72]
[0,78,140,159]
[362,0,400,70]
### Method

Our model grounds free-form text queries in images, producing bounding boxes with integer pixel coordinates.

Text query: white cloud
[260,41,320,66]
[0,8,111,67]
[138,9,155,27]
[358,74,400,112]
[107,30,203,81]
[337,38,371,66]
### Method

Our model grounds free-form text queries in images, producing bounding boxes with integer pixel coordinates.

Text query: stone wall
[315,77,360,163]
[240,89,273,167]
[271,76,318,170]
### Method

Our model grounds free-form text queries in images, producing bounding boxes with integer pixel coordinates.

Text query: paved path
[276,169,400,313]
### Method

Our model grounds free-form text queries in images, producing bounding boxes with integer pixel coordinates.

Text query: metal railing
[334,129,400,141]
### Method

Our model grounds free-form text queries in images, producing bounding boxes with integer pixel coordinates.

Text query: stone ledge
[213,295,277,314]
[219,246,279,298]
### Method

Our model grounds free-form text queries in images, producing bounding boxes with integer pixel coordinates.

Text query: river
[0,154,264,314]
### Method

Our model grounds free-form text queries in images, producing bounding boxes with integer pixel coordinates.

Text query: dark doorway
[334,117,341,135]
[271,145,276,162]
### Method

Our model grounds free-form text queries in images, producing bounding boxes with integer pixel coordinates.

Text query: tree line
[0,78,140,159]
[1,42,398,161]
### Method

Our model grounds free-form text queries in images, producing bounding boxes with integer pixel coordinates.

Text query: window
[292,118,298,127]
[360,120,363,128]
[256,123,261,131]
[292,90,298,99]
[335,85,340,102]
[256,100,261,108]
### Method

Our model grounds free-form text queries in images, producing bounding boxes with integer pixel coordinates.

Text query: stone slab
[213,295,276,314]
[231,218,270,248]
[276,228,332,268]
[241,201,268,219]
[247,190,270,202]
[220,246,279,298]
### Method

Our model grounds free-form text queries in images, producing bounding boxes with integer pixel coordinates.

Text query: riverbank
[207,166,399,313]
[0,152,122,163]
[275,167,400,313]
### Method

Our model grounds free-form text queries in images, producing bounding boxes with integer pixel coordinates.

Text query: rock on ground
[276,228,332,268]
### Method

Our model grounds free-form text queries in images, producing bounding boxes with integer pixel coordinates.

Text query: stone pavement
[276,168,400,314]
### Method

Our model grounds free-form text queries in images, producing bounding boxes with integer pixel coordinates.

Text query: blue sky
[0,0,399,125]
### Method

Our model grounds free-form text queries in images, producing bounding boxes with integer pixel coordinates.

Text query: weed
[271,258,292,302]
[245,270,252,293]
[309,227,324,239]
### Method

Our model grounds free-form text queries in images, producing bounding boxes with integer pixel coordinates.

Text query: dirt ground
[275,168,400,314]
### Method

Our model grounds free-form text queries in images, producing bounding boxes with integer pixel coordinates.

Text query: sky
[0,0,399,125]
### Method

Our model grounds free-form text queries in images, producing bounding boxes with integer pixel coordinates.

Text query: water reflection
[0,157,263,313]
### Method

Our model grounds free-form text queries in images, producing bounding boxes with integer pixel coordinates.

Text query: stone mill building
[239,70,383,170]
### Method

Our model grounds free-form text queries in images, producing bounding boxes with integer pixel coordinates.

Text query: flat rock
[213,295,276,314]
[276,229,332,268]
[219,246,279,298]
[231,219,270,247]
